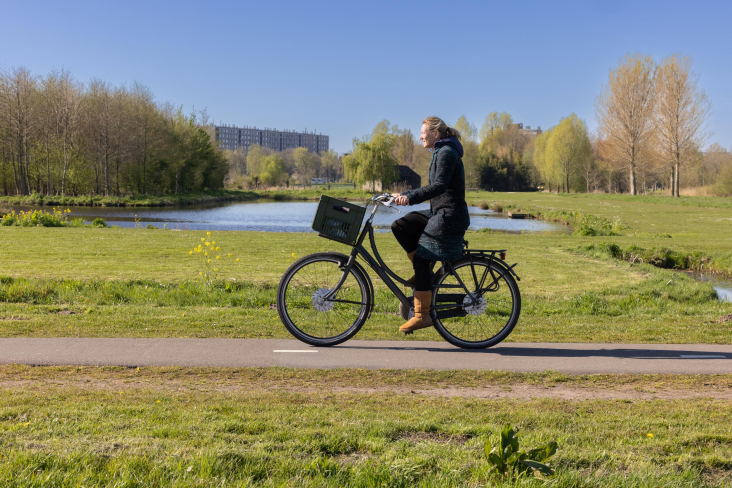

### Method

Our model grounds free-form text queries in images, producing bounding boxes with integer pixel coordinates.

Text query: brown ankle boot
[399,290,433,333]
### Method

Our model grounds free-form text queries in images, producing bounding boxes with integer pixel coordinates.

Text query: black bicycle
[276,194,521,349]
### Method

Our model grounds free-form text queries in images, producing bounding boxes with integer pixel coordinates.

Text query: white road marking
[679,355,727,359]
[273,350,318,353]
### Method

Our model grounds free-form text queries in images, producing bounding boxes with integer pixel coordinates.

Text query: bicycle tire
[276,252,371,346]
[432,256,521,349]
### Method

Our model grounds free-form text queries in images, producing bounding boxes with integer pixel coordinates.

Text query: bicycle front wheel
[433,257,521,349]
[276,252,371,346]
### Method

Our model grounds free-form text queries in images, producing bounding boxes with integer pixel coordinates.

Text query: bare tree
[653,54,711,197]
[595,54,656,195]
[0,67,37,195]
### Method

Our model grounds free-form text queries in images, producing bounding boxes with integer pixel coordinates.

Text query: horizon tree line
[0,67,228,197]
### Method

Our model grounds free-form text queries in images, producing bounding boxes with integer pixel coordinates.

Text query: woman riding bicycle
[391,116,470,334]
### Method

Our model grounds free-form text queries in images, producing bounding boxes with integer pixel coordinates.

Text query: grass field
[3,192,732,486]
[1,191,731,342]
[1,365,732,487]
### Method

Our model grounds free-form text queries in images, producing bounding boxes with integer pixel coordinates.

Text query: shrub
[92,218,107,228]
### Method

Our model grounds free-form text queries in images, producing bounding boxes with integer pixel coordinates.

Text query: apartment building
[215,125,329,154]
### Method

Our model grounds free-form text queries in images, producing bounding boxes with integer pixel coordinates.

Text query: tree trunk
[629,164,636,195]
[674,161,680,198]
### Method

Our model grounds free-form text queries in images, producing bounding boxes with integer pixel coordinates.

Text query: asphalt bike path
[2,338,732,374]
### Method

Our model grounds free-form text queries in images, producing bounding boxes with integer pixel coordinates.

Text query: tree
[480,112,513,145]
[260,154,287,186]
[343,120,399,189]
[319,149,340,182]
[245,144,269,177]
[455,115,480,188]
[544,115,593,192]
[595,54,656,195]
[653,54,711,197]
[292,147,319,183]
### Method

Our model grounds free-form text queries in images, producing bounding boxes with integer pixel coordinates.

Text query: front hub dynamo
[312,288,335,312]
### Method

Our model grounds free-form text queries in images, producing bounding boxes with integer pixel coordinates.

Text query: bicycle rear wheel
[432,257,521,349]
[277,252,371,346]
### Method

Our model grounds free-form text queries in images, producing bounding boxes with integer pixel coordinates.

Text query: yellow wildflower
[212,241,215,246]
[236,258,239,262]
[292,253,296,257]
[216,256,220,259]
[205,242,210,246]
[215,246,220,251]
[199,272,203,275]
[201,238,205,241]
[227,254,232,258]
[207,259,211,263]
[189,251,193,255]
[206,232,211,236]
[647,433,654,438]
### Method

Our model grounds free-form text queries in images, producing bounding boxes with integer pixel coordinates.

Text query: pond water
[685,271,732,303]
[18,201,569,234]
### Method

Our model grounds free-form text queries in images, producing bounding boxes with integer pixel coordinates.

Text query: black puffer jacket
[401,137,470,262]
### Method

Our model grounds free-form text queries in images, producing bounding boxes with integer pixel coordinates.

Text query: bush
[92,218,107,228]
[0,208,68,227]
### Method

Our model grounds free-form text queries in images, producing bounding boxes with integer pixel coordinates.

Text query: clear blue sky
[2,0,730,153]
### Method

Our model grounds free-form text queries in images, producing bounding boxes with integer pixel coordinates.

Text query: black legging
[391,212,432,292]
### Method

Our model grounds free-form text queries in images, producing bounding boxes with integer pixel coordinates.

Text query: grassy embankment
[1,191,731,342]
[0,186,373,208]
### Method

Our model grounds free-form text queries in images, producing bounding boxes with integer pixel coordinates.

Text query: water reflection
[15,201,569,234]
[685,271,732,302]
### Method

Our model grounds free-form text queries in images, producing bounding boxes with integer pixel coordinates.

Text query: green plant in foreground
[485,424,558,480]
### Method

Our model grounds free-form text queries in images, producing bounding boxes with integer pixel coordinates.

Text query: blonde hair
[422,116,461,141]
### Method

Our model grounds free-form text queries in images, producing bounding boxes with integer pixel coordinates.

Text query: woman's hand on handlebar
[390,193,408,206]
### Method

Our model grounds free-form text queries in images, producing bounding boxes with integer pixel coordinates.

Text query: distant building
[215,124,329,154]
[513,123,543,136]
[361,165,421,192]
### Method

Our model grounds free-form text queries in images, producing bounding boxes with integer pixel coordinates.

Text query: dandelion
[647,433,654,438]
[212,241,215,246]
[182,313,186,317]
[207,259,211,263]
[216,246,220,251]
[204,252,208,256]
[213,268,218,272]
[199,272,203,275]
[206,232,211,236]
[216,256,220,260]
[292,253,296,257]
[156,400,161,403]
[189,251,193,255]
[205,242,210,246]
[236,258,239,262]
[227,254,232,258]
[201,238,205,241]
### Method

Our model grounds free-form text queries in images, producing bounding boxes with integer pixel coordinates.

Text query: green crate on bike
[312,195,366,245]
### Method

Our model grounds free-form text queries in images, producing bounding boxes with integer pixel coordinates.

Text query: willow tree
[343,120,398,190]
[654,54,710,197]
[595,54,655,195]
[545,115,593,193]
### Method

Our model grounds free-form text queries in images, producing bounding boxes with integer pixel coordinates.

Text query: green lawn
[1,366,731,487]
[1,196,730,342]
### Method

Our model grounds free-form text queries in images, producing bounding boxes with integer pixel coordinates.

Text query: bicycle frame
[323,197,521,315]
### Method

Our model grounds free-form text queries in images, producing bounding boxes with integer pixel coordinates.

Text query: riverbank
[0,188,376,208]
